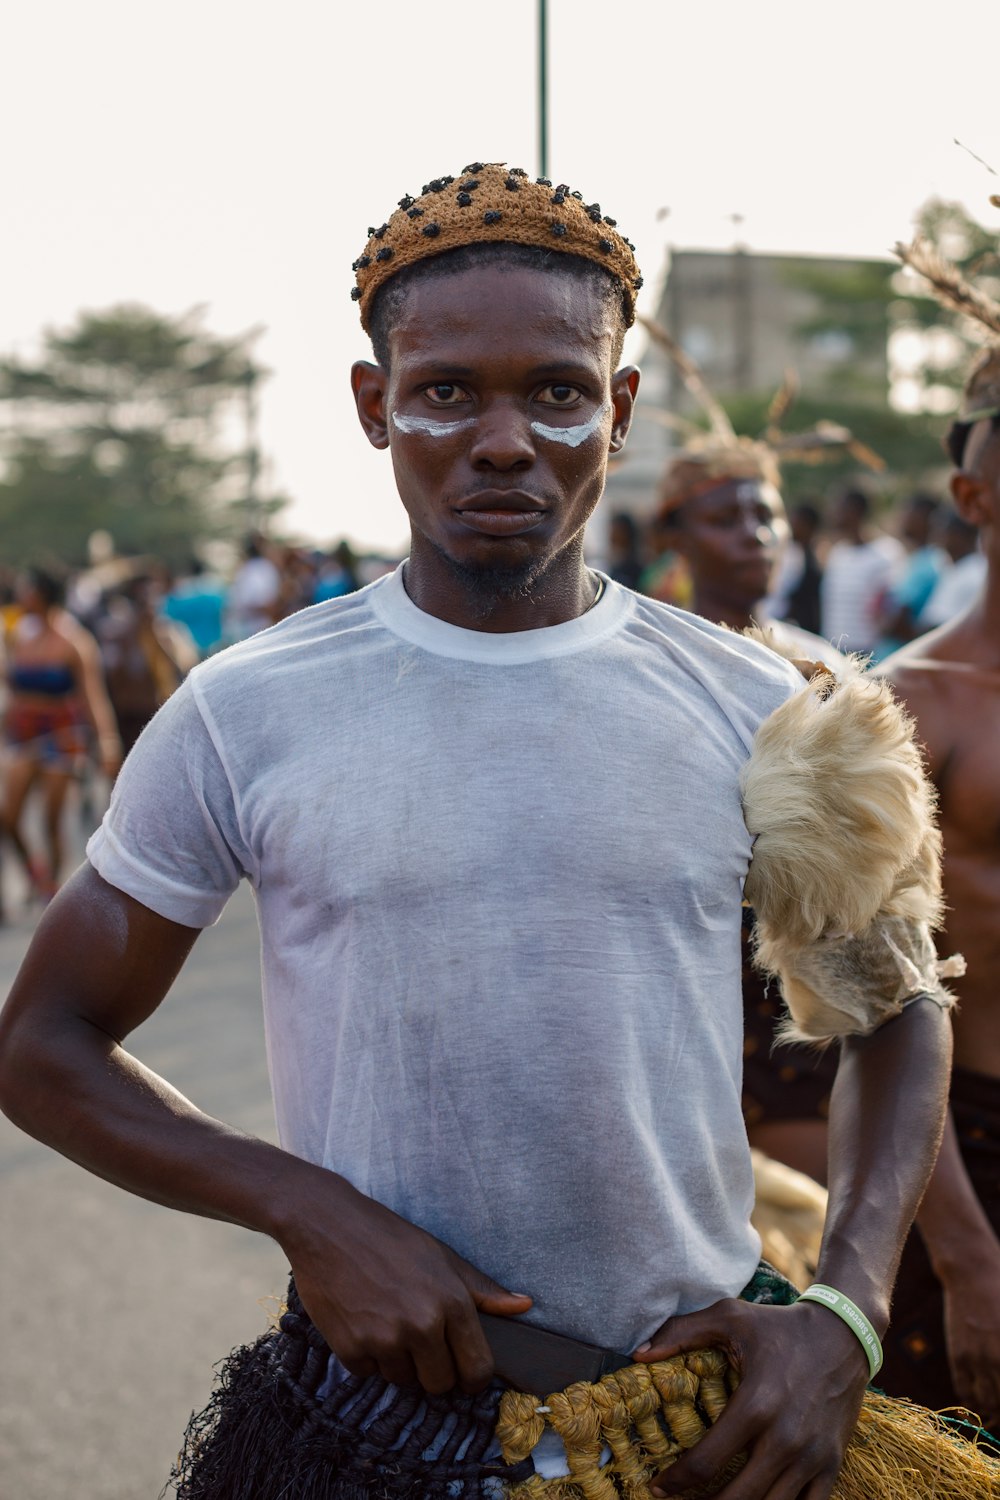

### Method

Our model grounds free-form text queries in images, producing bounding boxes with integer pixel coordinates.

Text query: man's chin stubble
[426,537,563,618]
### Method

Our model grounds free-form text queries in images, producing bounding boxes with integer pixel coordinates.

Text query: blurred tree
[782,258,896,403]
[781,198,998,414]
[0,305,284,568]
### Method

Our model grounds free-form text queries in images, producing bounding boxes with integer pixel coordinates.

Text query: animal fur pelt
[740,640,964,1043]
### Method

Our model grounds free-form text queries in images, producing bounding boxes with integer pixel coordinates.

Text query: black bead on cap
[350,160,641,331]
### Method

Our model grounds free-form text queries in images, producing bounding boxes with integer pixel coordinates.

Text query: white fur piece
[741,663,961,1042]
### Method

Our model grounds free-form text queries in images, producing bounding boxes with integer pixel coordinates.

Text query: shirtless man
[878,349,1000,1429]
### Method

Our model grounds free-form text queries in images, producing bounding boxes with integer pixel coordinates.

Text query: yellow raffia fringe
[498,1355,1000,1500]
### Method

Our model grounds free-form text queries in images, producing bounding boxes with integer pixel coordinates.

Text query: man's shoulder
[875,631,995,765]
[626,590,803,678]
[620,591,805,740]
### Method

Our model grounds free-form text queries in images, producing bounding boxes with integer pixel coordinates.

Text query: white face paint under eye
[531,403,610,448]
[391,412,476,438]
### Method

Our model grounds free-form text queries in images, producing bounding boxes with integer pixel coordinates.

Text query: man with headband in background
[653,431,844,1191]
[0,163,955,1500]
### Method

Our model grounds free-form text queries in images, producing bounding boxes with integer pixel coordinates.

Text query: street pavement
[0,856,289,1499]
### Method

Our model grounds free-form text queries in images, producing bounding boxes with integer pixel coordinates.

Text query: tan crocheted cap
[351,161,642,332]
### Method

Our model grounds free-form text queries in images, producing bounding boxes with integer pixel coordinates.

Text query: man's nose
[468,403,535,470]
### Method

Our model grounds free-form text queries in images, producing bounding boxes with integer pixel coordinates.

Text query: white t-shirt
[87,567,802,1352]
[821,535,905,655]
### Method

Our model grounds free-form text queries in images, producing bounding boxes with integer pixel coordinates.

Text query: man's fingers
[376,1350,420,1389]
[470,1286,534,1317]
[636,1299,740,1362]
[445,1296,501,1393]
[337,1352,379,1382]
[649,1387,760,1495]
[406,1332,465,1396]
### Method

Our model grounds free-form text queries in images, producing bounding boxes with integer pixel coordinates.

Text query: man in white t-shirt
[224,531,282,641]
[821,488,905,656]
[0,164,952,1500]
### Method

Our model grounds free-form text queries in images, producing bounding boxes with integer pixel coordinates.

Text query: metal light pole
[538,0,549,179]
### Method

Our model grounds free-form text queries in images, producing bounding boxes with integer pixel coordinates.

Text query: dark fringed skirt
[166,1264,800,1500]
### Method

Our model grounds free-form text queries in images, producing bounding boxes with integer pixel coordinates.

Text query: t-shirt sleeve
[86,676,254,927]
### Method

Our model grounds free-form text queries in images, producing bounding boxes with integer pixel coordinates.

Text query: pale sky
[3,0,997,555]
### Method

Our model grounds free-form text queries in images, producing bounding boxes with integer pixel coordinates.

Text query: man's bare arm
[881,655,1000,1423]
[0,865,530,1393]
[637,996,952,1500]
[912,1116,1000,1426]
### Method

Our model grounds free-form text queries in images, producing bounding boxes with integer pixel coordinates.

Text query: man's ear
[351,361,390,450]
[609,366,640,454]
[950,469,991,528]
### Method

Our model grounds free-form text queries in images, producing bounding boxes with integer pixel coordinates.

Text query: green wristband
[797,1284,883,1381]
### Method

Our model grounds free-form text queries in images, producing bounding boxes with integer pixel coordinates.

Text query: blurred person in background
[97,573,197,756]
[768,499,824,635]
[605,510,645,590]
[224,531,282,641]
[656,442,841,1187]
[636,511,693,605]
[2,567,120,901]
[872,493,946,661]
[918,506,986,631]
[162,559,226,659]
[820,487,904,656]
[877,343,1000,1430]
[313,540,361,603]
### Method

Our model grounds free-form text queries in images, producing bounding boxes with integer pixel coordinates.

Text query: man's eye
[424,384,467,405]
[537,384,581,406]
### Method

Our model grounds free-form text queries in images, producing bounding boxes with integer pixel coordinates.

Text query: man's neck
[403,540,600,633]
[962,565,1000,666]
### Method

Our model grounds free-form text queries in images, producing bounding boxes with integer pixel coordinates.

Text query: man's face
[673,479,788,606]
[353,263,635,599]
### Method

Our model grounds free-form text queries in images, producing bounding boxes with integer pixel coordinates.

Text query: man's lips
[454,492,548,536]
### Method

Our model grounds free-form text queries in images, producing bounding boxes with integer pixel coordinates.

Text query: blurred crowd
[0,533,396,917]
[0,489,985,923]
[607,485,984,660]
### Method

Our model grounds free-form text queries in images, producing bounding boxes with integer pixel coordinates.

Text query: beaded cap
[351,162,642,332]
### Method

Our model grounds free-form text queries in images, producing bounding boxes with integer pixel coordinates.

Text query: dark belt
[480,1313,632,1393]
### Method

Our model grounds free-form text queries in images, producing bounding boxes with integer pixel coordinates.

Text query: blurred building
[606,247,891,519]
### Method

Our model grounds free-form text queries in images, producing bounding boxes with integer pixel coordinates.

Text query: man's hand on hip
[278,1178,532,1397]
[633,1298,869,1500]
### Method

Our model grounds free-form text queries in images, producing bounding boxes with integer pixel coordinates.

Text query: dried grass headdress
[639,317,883,514]
[894,229,1000,425]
